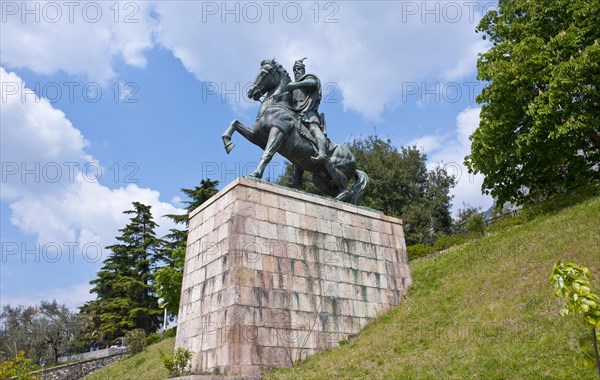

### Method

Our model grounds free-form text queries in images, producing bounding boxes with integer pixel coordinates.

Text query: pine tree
[156,179,219,316]
[163,179,220,249]
[85,202,164,340]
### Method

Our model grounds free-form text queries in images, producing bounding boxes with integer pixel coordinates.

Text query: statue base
[175,178,411,376]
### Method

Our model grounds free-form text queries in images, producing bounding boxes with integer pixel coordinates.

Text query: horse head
[247,58,290,101]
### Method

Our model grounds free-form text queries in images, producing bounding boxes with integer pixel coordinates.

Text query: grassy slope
[263,196,600,379]
[84,337,174,380]
[87,196,600,379]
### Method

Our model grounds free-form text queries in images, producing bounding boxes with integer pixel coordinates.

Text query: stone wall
[58,346,126,363]
[30,353,125,380]
[176,178,411,376]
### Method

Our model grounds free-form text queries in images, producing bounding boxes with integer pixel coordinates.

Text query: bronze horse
[221,59,369,204]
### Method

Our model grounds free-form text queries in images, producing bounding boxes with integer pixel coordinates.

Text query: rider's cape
[291,73,322,116]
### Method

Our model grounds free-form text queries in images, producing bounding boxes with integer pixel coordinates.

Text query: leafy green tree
[466,0,600,206]
[124,329,146,355]
[426,165,455,237]
[37,300,75,364]
[348,136,455,245]
[453,203,481,234]
[0,305,38,361]
[0,301,76,365]
[85,202,164,340]
[350,136,426,216]
[156,179,219,317]
[154,247,186,317]
[63,310,92,358]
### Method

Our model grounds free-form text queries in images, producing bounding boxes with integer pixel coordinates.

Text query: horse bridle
[254,64,280,100]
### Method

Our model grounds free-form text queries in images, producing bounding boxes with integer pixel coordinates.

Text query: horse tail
[351,170,370,204]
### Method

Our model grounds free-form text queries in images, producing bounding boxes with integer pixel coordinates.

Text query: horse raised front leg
[248,127,285,179]
[222,120,239,154]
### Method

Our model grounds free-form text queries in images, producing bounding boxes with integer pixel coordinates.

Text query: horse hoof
[246,172,262,180]
[224,141,235,154]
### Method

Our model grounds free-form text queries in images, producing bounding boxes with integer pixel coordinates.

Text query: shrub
[125,329,146,355]
[0,351,36,380]
[433,234,465,251]
[550,261,600,372]
[465,213,485,237]
[164,326,177,339]
[406,244,435,261]
[486,214,526,233]
[160,347,192,377]
[145,333,162,346]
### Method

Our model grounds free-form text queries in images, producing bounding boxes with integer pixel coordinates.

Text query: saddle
[297,112,327,146]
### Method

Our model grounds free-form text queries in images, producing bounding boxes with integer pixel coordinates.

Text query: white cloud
[153,1,487,120]
[413,107,493,214]
[0,1,156,82]
[7,181,179,250]
[1,2,488,119]
[1,68,91,199]
[1,67,181,255]
[407,135,444,155]
[442,38,490,81]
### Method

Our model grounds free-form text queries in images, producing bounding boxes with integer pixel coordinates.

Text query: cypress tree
[85,202,163,340]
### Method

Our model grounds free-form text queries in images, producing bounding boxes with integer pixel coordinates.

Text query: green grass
[87,195,600,379]
[263,196,600,379]
[84,337,174,380]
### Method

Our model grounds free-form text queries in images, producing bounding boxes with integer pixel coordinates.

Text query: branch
[585,130,600,151]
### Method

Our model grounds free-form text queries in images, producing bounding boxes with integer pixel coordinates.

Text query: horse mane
[261,58,291,84]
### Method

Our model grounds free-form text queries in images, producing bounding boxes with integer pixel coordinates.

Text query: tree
[37,300,74,364]
[453,203,481,233]
[156,179,219,317]
[0,305,37,361]
[466,0,600,206]
[163,179,220,250]
[0,300,76,365]
[154,247,186,317]
[426,165,455,237]
[84,202,164,341]
[350,136,455,245]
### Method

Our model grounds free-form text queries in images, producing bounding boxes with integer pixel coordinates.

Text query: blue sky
[1,1,496,309]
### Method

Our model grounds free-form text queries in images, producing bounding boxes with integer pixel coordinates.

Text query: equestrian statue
[221,58,369,205]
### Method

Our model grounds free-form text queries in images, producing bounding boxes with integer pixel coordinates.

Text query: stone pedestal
[175,178,411,376]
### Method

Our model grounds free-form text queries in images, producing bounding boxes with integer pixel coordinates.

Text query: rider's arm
[287,78,318,91]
